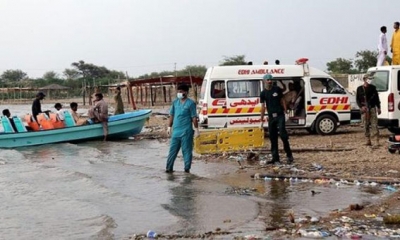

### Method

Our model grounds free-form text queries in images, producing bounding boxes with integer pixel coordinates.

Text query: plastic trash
[299,229,329,238]
[385,185,397,192]
[312,163,323,171]
[147,230,157,238]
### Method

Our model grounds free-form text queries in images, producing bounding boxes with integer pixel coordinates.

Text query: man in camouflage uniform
[356,74,381,146]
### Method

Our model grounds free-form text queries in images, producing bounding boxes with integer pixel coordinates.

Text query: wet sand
[138,114,400,239]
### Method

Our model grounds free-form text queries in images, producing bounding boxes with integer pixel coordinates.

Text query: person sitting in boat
[32,92,46,122]
[54,103,65,122]
[88,93,108,141]
[2,109,17,132]
[70,102,87,126]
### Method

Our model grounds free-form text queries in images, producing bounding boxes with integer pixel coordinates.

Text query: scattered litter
[384,185,397,192]
[298,229,330,238]
[349,204,364,211]
[384,214,400,224]
[146,230,157,238]
[311,163,323,171]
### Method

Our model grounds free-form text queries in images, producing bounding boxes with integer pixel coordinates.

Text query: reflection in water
[163,174,198,235]
[269,181,290,225]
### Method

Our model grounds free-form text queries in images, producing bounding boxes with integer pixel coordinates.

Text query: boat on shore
[0,109,152,148]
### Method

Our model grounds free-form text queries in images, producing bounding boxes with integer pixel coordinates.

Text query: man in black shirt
[260,74,294,164]
[32,92,46,121]
[356,74,381,146]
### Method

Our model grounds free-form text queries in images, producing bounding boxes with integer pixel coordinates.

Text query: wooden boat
[0,109,152,148]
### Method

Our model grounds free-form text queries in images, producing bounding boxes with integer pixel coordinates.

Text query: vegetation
[326,50,379,74]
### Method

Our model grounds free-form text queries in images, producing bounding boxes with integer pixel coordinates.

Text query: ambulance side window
[211,81,226,98]
[227,80,260,98]
[310,78,344,94]
[397,70,400,91]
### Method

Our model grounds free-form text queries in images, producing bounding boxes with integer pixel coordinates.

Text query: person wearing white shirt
[54,103,65,121]
[377,26,388,66]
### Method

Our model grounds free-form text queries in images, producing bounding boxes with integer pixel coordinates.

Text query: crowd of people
[1,87,125,141]
[377,21,399,66]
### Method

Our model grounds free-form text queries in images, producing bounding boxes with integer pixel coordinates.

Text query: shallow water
[0,105,391,239]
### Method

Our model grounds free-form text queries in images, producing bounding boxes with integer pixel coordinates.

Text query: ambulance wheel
[315,114,337,135]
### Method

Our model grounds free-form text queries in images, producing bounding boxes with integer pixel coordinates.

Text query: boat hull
[0,109,152,148]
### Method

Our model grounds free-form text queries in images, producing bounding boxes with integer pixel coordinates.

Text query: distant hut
[39,84,70,99]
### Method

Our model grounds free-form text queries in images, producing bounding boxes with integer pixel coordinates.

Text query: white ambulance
[366,65,400,134]
[198,59,361,135]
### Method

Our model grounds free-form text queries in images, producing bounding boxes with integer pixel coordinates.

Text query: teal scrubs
[166,98,197,171]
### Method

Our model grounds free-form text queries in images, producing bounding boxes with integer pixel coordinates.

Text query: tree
[63,68,81,80]
[326,58,358,74]
[219,55,247,66]
[181,65,207,77]
[43,71,59,81]
[71,60,111,79]
[1,69,28,82]
[354,50,378,72]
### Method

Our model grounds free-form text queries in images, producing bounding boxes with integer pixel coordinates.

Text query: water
[0,104,390,239]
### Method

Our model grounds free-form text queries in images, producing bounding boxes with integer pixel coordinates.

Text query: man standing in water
[377,26,388,66]
[88,93,109,141]
[260,74,294,165]
[166,84,199,173]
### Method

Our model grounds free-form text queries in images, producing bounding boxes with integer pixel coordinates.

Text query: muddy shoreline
[133,114,400,239]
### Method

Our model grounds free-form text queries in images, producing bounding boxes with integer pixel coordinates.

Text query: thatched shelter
[39,84,71,99]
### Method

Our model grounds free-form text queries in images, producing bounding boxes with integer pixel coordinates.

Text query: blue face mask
[177,93,184,99]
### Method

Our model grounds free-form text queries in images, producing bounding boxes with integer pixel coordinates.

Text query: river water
[0,104,390,239]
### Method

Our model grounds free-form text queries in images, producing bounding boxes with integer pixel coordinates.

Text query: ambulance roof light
[295,58,309,65]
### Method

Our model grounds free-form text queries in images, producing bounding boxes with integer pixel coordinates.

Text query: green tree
[1,69,28,82]
[63,68,81,80]
[354,50,378,72]
[71,60,111,79]
[326,58,358,74]
[181,65,207,77]
[219,55,247,66]
[43,71,60,81]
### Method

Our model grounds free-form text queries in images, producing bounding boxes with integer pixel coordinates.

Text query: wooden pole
[82,79,86,106]
[140,86,143,105]
[150,85,154,106]
[128,85,136,110]
[145,86,148,106]
[163,86,167,103]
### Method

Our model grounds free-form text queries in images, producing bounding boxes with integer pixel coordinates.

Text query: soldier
[260,74,294,164]
[356,74,381,146]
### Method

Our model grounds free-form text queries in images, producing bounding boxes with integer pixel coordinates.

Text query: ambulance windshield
[368,71,389,92]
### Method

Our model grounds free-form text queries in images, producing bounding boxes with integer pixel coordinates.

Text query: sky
[0,0,399,79]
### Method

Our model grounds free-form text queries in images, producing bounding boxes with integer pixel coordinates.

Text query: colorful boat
[0,109,152,148]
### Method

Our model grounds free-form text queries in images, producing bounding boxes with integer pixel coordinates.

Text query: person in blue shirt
[166,84,199,173]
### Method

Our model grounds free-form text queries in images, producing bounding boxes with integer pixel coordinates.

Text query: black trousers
[268,114,292,161]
